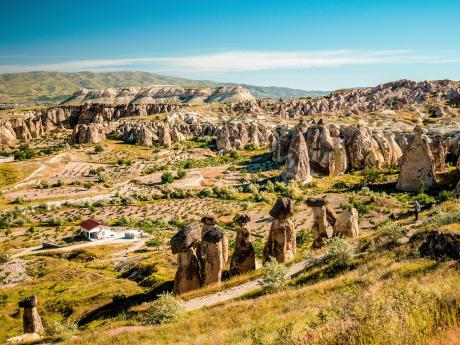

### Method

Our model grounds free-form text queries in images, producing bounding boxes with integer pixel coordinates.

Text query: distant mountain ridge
[0,71,328,104]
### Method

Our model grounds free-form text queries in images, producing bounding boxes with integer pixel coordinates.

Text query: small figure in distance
[414,201,421,222]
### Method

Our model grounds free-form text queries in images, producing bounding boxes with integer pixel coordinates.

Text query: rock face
[306,198,337,248]
[334,207,360,238]
[63,85,255,106]
[419,231,460,260]
[282,123,312,183]
[199,216,228,286]
[263,198,297,263]
[18,296,44,335]
[342,125,385,170]
[170,223,202,294]
[229,215,256,275]
[396,126,437,192]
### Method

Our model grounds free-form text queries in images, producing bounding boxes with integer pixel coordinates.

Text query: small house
[79,219,115,240]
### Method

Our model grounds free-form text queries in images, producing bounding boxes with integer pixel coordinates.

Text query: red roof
[79,219,108,231]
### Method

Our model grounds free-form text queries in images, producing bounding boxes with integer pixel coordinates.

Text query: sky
[1,0,459,90]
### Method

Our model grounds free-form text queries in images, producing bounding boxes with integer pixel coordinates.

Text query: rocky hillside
[62,85,255,106]
[0,71,327,104]
[278,79,460,117]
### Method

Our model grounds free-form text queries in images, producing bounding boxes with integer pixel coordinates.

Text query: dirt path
[183,259,314,311]
[11,237,143,258]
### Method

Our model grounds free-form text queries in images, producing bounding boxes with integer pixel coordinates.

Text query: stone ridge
[62,85,255,106]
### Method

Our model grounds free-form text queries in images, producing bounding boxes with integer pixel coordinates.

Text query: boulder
[396,125,437,192]
[334,207,360,238]
[419,231,460,259]
[200,217,228,286]
[263,198,296,263]
[229,215,256,275]
[306,198,337,248]
[282,123,312,183]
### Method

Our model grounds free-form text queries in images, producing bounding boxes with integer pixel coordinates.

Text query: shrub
[94,145,104,153]
[83,182,93,189]
[45,320,76,340]
[324,237,353,269]
[296,228,312,247]
[381,221,405,246]
[212,185,239,200]
[13,196,24,204]
[97,172,109,183]
[349,196,369,215]
[244,143,257,151]
[145,293,183,325]
[161,172,174,184]
[146,238,162,247]
[260,257,288,293]
[0,253,9,263]
[176,169,186,179]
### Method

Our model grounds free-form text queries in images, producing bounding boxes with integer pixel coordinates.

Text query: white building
[79,219,116,240]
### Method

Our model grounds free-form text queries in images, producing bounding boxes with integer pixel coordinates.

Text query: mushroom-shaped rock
[18,296,44,335]
[170,223,202,294]
[396,126,437,192]
[334,207,360,238]
[282,125,312,183]
[200,217,228,286]
[306,198,337,248]
[229,215,256,275]
[263,198,297,263]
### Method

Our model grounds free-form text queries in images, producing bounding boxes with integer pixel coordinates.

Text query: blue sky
[1,0,459,90]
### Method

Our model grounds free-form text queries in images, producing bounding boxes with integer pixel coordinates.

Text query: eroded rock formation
[334,207,360,238]
[306,198,337,248]
[18,296,44,335]
[396,126,437,192]
[199,216,228,286]
[170,223,202,294]
[263,197,297,263]
[282,123,312,183]
[229,214,256,275]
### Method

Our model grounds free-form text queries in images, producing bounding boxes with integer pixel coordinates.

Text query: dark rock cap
[170,223,201,254]
[269,197,294,219]
[306,198,329,207]
[233,214,251,225]
[19,296,38,308]
[201,215,218,225]
[202,226,224,243]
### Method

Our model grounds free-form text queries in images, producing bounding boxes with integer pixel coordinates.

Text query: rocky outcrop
[229,215,256,276]
[430,135,447,172]
[263,198,296,263]
[199,216,228,286]
[282,123,312,183]
[334,207,360,238]
[215,122,277,152]
[306,198,337,248]
[18,296,44,335]
[71,122,119,144]
[305,120,347,176]
[170,223,202,294]
[419,231,460,260]
[63,85,255,106]
[342,125,385,170]
[396,126,437,192]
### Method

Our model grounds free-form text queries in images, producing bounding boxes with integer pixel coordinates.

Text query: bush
[145,292,183,325]
[381,221,405,246]
[324,237,353,269]
[83,182,93,189]
[260,257,288,293]
[0,253,9,263]
[161,172,174,184]
[94,145,104,153]
[176,169,186,179]
[146,238,162,247]
[244,143,257,151]
[45,320,76,340]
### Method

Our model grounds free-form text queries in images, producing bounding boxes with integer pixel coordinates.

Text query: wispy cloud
[0,50,457,73]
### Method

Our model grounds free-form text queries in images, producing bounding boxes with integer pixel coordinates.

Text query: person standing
[414,201,421,221]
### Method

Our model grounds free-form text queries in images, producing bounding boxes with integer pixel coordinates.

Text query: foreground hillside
[0,71,327,104]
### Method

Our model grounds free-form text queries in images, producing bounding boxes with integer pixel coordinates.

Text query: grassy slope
[0,71,328,103]
[65,202,460,345]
